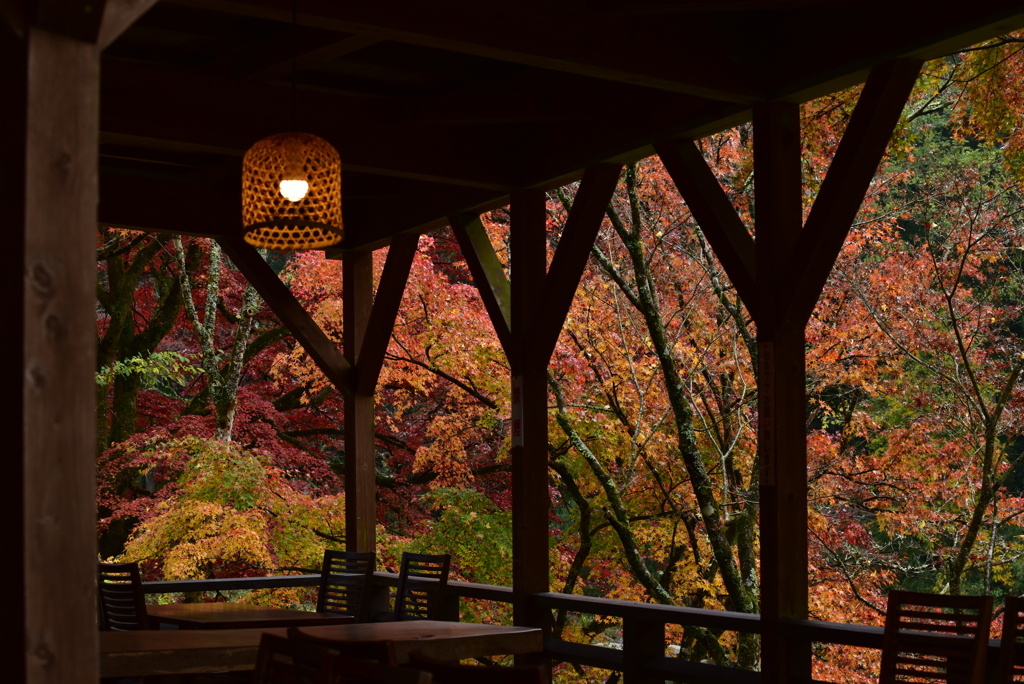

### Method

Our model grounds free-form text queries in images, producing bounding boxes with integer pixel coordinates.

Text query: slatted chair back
[999,595,1024,682]
[879,590,993,684]
[407,652,550,684]
[97,561,149,631]
[316,550,376,623]
[394,552,451,622]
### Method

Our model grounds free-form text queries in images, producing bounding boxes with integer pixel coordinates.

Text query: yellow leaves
[124,500,272,580]
[120,437,345,585]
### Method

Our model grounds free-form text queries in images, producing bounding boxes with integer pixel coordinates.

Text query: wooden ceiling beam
[100,60,519,191]
[245,35,383,81]
[98,57,732,195]
[205,24,381,81]
[96,162,501,251]
[162,0,762,104]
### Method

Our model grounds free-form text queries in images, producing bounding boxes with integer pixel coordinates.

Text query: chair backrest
[316,550,376,623]
[282,628,433,683]
[1000,595,1024,683]
[394,552,450,622]
[407,652,550,684]
[879,590,993,684]
[97,561,148,631]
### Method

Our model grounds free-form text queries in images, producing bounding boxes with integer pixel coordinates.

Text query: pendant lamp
[241,0,342,251]
[241,132,343,250]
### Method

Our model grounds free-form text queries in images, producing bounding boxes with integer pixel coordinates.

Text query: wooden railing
[143,574,1011,683]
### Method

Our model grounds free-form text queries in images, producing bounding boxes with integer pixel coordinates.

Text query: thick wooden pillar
[16,25,99,684]
[658,60,920,683]
[755,101,810,684]
[509,189,551,627]
[344,251,376,552]
[1,22,29,684]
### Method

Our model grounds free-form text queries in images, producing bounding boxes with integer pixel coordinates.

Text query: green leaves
[95,350,198,393]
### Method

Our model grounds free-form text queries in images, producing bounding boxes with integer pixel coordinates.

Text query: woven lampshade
[242,132,343,250]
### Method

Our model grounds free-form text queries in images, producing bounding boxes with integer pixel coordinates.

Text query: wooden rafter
[96,166,499,251]
[217,235,354,399]
[450,212,512,353]
[784,59,922,326]
[244,35,383,81]
[354,233,420,396]
[536,163,623,364]
[162,0,761,103]
[654,138,759,322]
[98,0,159,50]
[99,61,519,192]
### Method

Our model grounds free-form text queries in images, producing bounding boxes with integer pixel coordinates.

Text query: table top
[100,620,544,677]
[146,601,355,629]
[101,627,287,677]
[293,620,543,664]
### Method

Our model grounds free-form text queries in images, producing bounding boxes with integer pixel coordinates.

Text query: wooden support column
[754,100,809,684]
[344,250,376,553]
[0,23,29,684]
[509,189,550,628]
[658,61,920,682]
[18,23,101,684]
[456,165,622,628]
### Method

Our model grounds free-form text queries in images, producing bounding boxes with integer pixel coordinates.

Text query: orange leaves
[412,415,475,487]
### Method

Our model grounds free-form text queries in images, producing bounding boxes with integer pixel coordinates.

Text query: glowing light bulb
[279,179,309,202]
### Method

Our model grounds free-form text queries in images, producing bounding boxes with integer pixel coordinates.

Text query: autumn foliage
[95,32,1024,683]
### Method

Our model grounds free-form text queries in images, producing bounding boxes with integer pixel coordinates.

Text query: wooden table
[294,620,544,664]
[100,620,544,677]
[101,627,286,677]
[146,602,355,629]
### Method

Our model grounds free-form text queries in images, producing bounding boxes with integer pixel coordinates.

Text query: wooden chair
[999,595,1024,682]
[278,630,433,683]
[97,561,149,631]
[879,590,993,684]
[287,625,395,664]
[254,633,339,684]
[407,651,550,684]
[394,552,451,622]
[317,550,376,623]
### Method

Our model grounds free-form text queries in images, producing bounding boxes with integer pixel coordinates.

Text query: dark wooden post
[754,99,810,684]
[15,23,101,684]
[0,22,29,684]
[509,189,551,628]
[659,60,921,683]
[623,617,666,684]
[455,165,622,629]
[344,250,377,553]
